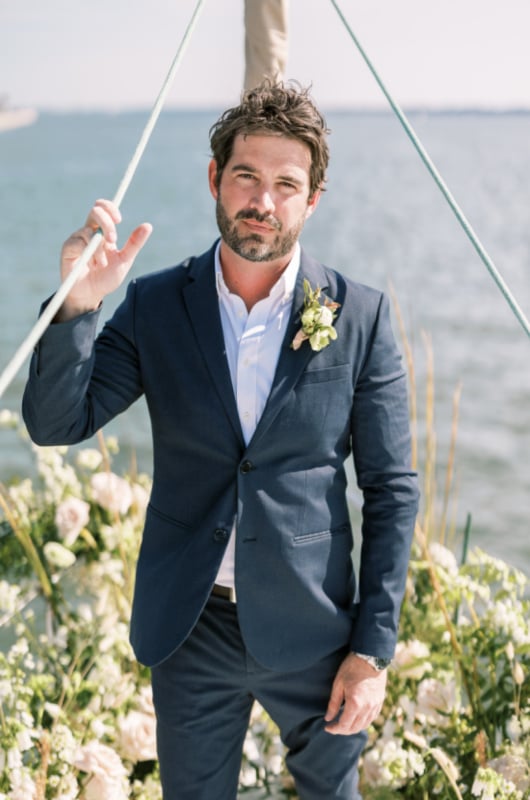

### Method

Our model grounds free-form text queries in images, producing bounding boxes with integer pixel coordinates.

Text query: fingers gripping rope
[0,0,206,399]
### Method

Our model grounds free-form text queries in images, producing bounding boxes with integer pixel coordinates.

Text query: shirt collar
[215,241,300,304]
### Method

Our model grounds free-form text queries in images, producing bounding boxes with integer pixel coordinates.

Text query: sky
[2,0,530,112]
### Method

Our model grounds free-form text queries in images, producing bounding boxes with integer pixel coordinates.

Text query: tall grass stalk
[0,484,55,607]
[391,291,483,724]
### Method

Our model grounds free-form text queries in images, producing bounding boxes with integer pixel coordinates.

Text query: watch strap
[353,652,391,671]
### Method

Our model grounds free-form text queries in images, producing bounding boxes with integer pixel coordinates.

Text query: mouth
[236,210,281,233]
[241,219,276,235]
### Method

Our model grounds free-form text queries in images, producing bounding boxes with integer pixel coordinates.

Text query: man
[23,82,419,799]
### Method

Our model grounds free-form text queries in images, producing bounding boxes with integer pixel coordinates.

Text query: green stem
[0,487,60,617]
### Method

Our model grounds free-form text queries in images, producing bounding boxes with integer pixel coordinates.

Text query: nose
[249,186,275,216]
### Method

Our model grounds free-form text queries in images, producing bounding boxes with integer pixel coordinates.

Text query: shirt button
[240,460,253,474]
[213,528,229,543]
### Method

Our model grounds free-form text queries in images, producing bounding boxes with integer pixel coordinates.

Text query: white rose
[74,740,129,800]
[7,747,23,770]
[136,685,155,715]
[8,767,37,800]
[394,639,432,680]
[416,677,458,725]
[309,329,329,351]
[429,542,459,575]
[117,710,157,762]
[52,772,78,800]
[360,746,383,785]
[90,717,112,740]
[243,732,261,763]
[0,580,20,614]
[43,542,76,569]
[75,449,103,471]
[55,497,90,546]
[90,472,132,516]
[99,524,120,551]
[317,305,334,327]
[361,739,424,789]
[488,753,530,792]
[16,729,33,752]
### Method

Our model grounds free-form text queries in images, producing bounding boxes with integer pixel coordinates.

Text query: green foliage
[360,542,530,799]
[0,379,529,799]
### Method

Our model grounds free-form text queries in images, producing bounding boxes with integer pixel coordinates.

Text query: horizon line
[27,103,530,115]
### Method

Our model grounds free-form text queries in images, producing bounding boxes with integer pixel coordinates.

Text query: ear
[305,189,321,219]
[208,159,219,200]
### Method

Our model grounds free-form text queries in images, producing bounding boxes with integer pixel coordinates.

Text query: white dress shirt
[214,241,300,589]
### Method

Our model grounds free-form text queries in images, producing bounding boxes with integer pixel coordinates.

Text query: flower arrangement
[0,420,158,800]
[0,418,290,799]
[359,541,530,799]
[0,314,529,799]
[291,279,340,352]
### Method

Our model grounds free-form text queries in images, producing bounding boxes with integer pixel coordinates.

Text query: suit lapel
[182,246,336,453]
[182,245,244,446]
[247,251,332,452]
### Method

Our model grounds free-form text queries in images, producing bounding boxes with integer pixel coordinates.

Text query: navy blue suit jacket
[23,243,419,669]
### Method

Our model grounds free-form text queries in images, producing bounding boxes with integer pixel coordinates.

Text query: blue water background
[0,110,529,572]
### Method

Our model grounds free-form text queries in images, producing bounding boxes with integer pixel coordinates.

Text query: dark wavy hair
[209,81,330,199]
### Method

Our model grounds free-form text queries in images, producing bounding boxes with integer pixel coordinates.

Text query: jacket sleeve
[22,283,143,446]
[349,292,419,659]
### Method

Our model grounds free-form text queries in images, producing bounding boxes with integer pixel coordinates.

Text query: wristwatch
[354,652,391,671]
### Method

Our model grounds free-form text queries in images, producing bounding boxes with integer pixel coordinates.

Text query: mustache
[235,208,282,231]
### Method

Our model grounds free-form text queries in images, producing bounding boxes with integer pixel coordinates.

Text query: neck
[219,241,294,311]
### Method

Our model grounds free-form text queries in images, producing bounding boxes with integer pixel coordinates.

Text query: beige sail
[244,0,289,90]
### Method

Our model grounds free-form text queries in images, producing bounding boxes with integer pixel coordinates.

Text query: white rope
[0,0,206,400]
[330,0,530,340]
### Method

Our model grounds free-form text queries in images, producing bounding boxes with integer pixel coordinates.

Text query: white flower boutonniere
[291,279,340,352]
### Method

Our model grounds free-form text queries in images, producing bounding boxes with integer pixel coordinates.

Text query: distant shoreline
[31,106,530,117]
[0,107,38,132]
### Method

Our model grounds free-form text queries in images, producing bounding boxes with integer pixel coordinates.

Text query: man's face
[208,133,320,264]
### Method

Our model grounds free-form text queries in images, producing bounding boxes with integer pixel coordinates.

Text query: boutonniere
[291,279,340,352]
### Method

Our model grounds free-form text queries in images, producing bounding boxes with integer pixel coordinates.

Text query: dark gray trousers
[151,594,366,799]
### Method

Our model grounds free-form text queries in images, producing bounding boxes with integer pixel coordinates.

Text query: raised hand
[57,198,152,321]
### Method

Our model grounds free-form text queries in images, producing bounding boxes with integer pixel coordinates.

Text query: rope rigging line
[0,0,206,400]
[330,0,530,341]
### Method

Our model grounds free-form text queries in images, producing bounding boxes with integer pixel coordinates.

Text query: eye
[278,180,297,192]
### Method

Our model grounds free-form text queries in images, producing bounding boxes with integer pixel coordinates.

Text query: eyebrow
[230,162,305,187]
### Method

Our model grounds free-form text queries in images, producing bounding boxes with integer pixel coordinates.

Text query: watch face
[375,658,392,670]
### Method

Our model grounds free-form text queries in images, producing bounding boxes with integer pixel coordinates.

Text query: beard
[215,197,306,263]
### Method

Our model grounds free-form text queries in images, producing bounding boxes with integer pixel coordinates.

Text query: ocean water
[0,110,529,574]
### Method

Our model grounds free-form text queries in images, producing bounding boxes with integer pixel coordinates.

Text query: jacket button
[240,460,253,474]
[213,528,229,543]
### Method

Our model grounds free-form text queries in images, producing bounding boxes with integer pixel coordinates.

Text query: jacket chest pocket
[297,362,351,387]
[280,363,353,441]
